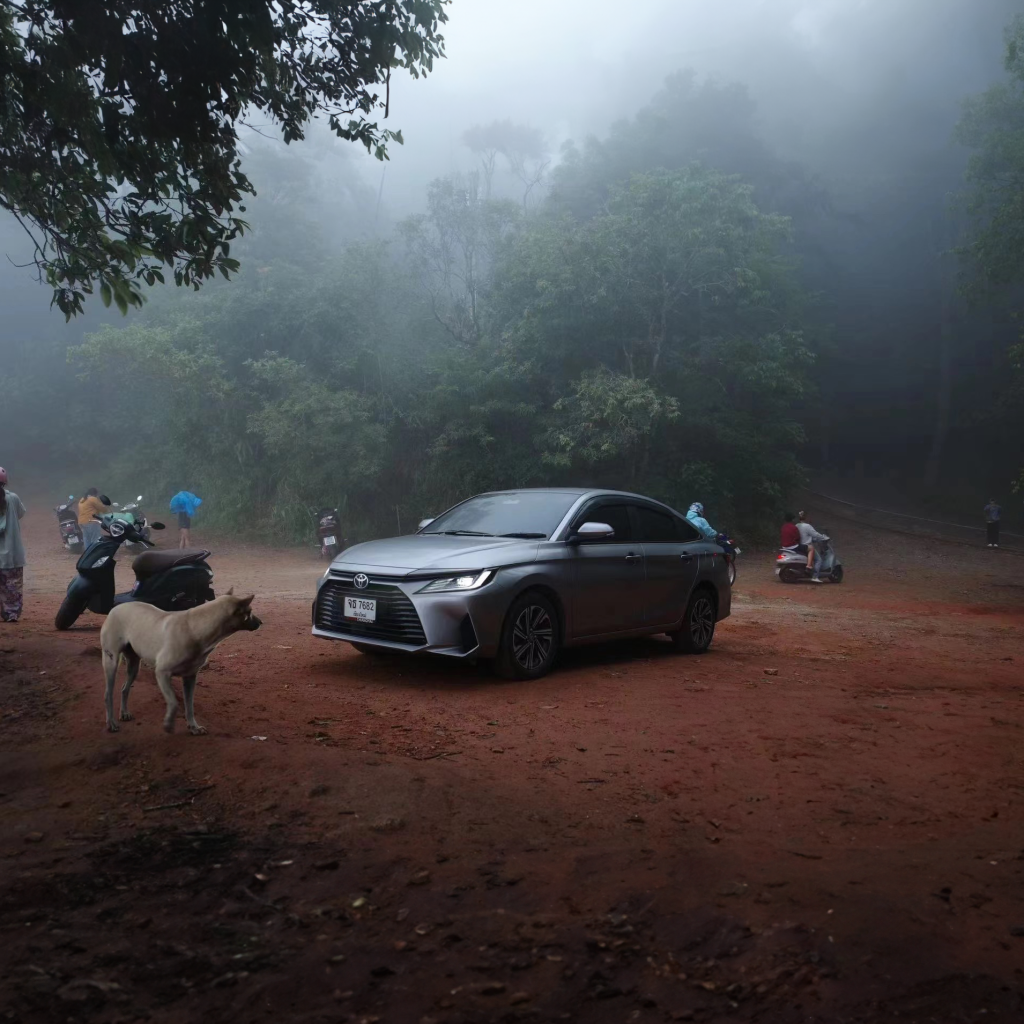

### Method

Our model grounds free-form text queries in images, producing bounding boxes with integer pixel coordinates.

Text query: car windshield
[422,492,579,540]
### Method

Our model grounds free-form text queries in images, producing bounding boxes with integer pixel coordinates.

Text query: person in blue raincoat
[685,502,717,539]
[169,490,202,548]
[687,501,735,556]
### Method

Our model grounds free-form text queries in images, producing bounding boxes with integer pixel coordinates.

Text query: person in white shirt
[796,511,828,583]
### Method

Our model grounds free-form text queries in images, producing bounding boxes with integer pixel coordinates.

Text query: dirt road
[2,503,1024,1023]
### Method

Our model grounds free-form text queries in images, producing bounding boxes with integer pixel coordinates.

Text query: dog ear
[226,586,235,596]
[239,594,255,608]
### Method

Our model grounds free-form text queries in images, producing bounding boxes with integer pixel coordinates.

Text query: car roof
[473,487,685,515]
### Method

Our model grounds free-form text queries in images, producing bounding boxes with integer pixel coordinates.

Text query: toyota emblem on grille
[354,573,369,590]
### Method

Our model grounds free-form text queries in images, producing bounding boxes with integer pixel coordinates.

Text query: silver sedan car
[312,488,732,679]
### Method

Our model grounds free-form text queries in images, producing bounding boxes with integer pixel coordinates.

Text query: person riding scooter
[780,513,801,551]
[687,501,738,559]
[796,511,830,583]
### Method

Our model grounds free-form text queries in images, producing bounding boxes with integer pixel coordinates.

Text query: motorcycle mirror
[136,495,143,502]
[151,522,166,530]
[68,494,74,500]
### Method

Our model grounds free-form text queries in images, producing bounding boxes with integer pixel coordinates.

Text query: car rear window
[422,491,579,538]
[633,505,680,543]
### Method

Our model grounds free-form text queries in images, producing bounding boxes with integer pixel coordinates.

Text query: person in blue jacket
[686,502,717,539]
[169,490,202,549]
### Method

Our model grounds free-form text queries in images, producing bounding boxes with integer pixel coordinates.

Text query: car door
[568,500,647,638]
[633,503,702,629]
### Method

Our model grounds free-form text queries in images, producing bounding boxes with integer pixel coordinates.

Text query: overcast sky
[0,0,1016,326]
[353,0,1014,214]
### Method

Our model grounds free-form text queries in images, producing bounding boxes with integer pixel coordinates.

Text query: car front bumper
[311,570,514,659]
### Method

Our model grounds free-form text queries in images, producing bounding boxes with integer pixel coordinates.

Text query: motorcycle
[110,495,151,551]
[54,513,216,631]
[776,535,844,584]
[54,495,84,554]
[312,506,343,560]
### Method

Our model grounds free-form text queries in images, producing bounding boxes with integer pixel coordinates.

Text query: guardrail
[801,489,1021,549]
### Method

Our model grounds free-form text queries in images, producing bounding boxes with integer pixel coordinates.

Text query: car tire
[494,591,560,680]
[670,587,717,654]
[778,567,803,584]
[55,591,88,631]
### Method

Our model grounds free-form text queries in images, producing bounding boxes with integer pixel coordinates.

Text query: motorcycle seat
[132,548,211,580]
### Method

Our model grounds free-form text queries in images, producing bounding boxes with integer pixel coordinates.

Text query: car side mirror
[151,522,166,530]
[418,518,435,531]
[569,521,615,544]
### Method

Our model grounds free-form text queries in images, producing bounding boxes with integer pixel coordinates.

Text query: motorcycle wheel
[778,567,803,584]
[831,566,844,584]
[727,561,737,586]
[55,591,89,630]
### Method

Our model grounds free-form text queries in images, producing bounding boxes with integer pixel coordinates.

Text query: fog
[3,0,1021,536]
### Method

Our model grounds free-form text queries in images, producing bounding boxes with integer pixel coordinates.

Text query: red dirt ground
[2,502,1023,1024]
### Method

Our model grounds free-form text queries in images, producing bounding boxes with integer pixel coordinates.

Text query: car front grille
[315,576,427,646]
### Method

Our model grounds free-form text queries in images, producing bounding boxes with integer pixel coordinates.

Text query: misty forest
[7,5,1024,1023]
[3,0,1022,541]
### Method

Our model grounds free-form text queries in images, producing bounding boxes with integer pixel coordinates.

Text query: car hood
[331,534,542,573]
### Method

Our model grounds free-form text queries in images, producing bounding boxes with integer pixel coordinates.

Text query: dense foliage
[957,14,1024,492]
[7,5,1024,542]
[57,152,813,543]
[0,0,447,318]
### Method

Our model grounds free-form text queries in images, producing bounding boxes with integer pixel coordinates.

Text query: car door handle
[625,553,641,564]
[680,553,694,564]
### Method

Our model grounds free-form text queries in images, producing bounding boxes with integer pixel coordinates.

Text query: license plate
[323,535,336,546]
[344,596,376,623]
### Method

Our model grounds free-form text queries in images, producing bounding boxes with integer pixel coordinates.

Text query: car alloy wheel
[689,594,715,648]
[512,603,554,673]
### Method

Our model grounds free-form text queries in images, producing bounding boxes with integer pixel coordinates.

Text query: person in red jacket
[780,512,801,550]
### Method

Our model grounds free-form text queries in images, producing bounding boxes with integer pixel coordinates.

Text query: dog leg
[182,675,206,735]
[103,650,120,733]
[155,669,179,733]
[119,651,141,722]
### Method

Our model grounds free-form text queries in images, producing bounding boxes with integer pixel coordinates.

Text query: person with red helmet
[0,466,27,622]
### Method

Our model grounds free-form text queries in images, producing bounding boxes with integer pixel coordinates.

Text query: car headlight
[417,570,494,594]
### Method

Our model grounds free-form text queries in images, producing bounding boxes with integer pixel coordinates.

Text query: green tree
[956,15,1024,297]
[957,13,1024,493]
[0,0,447,318]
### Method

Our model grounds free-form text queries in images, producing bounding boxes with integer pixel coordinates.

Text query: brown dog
[100,590,261,734]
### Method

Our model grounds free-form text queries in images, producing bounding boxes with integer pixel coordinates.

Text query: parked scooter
[312,506,344,560]
[53,495,84,554]
[55,513,215,630]
[776,534,844,584]
[110,495,151,552]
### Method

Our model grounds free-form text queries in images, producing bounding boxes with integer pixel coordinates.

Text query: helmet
[0,467,6,484]
[688,502,704,515]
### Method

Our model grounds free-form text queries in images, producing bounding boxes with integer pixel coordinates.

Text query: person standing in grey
[983,498,1001,548]
[0,467,27,623]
